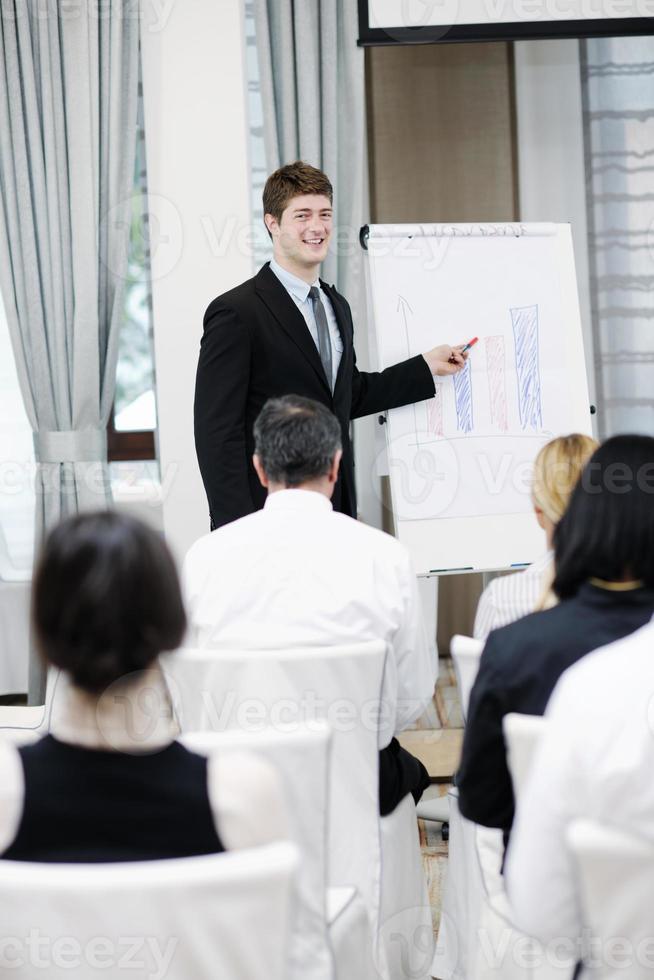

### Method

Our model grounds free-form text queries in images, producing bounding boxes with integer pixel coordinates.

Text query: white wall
[514,39,597,416]
[140,0,253,562]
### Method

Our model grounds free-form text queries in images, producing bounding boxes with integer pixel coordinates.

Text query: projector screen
[358,0,654,45]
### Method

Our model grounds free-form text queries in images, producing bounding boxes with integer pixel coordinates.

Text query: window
[109,70,158,462]
[583,36,654,437]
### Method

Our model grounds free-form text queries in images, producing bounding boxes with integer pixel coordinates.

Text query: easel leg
[418,576,439,667]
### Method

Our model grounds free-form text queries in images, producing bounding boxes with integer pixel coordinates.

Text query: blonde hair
[532,433,598,525]
[532,433,598,612]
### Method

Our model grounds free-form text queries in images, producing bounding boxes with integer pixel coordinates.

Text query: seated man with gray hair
[183,394,436,814]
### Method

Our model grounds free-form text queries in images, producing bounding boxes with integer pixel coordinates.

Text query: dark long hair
[33,511,186,694]
[553,435,654,600]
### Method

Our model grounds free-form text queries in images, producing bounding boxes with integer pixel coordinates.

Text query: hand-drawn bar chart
[399,296,544,439]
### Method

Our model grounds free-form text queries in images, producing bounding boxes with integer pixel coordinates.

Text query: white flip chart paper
[364,223,592,574]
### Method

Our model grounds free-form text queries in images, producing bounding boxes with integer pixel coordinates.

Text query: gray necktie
[309,286,333,391]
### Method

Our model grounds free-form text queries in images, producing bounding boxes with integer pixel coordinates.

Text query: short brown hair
[263,161,333,225]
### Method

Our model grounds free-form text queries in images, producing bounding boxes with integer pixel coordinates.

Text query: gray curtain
[254,0,367,305]
[0,1,139,699]
[582,36,654,438]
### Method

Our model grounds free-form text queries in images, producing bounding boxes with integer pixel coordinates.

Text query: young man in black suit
[194,160,467,529]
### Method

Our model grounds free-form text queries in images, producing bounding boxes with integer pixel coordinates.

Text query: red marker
[449,337,478,363]
[460,336,479,354]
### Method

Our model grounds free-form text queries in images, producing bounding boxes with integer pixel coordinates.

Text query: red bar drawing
[427,388,444,438]
[485,335,508,432]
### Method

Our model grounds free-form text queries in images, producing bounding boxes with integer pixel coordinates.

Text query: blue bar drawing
[511,305,543,430]
[453,359,474,433]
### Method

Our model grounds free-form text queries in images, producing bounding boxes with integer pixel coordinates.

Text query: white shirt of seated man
[183,444,437,739]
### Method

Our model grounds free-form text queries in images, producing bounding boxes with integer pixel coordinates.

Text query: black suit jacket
[456,582,654,847]
[194,263,436,528]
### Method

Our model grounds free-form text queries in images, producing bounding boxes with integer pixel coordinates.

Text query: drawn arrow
[397,295,414,359]
[397,294,422,446]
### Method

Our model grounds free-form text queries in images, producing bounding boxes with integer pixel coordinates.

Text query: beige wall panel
[367,41,517,224]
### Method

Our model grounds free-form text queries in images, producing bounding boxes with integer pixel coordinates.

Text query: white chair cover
[161,642,414,980]
[0,668,61,744]
[327,887,377,980]
[182,724,339,980]
[569,819,654,980]
[380,794,434,979]
[433,788,495,980]
[503,713,547,801]
[435,794,575,979]
[0,579,30,696]
[0,841,298,980]
[450,635,483,723]
[437,652,573,979]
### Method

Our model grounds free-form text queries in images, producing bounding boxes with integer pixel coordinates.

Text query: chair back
[161,641,387,969]
[380,793,434,979]
[503,713,547,801]
[450,634,483,723]
[0,578,30,697]
[0,668,61,745]
[0,841,298,980]
[182,724,333,980]
[568,819,654,979]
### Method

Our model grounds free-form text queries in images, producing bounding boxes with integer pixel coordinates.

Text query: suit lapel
[255,264,330,394]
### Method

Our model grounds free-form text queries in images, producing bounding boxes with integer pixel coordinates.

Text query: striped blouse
[473,551,554,641]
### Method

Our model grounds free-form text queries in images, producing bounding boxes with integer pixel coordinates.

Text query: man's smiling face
[267,193,333,273]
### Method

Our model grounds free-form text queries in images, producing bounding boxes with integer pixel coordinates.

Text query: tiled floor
[419,784,451,936]
[411,656,464,938]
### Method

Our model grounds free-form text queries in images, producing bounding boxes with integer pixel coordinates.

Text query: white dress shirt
[505,617,654,945]
[0,667,289,854]
[269,258,343,390]
[183,488,436,738]
[473,551,553,640]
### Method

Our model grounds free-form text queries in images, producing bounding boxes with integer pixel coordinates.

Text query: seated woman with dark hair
[0,512,287,863]
[456,434,654,851]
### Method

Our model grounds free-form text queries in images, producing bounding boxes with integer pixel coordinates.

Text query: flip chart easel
[362,222,592,576]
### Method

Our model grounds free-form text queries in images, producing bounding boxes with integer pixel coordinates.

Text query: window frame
[107,413,155,462]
